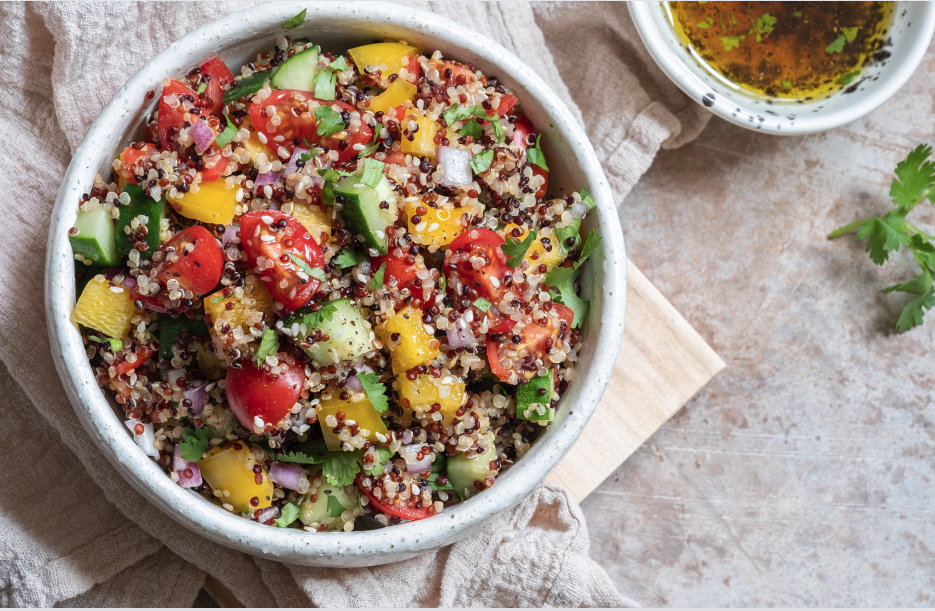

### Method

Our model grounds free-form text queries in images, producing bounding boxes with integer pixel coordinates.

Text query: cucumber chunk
[115,184,165,258]
[158,315,209,362]
[285,298,374,366]
[515,369,555,422]
[69,205,119,266]
[332,171,398,254]
[271,46,320,91]
[299,484,359,531]
[447,433,498,500]
[223,70,274,105]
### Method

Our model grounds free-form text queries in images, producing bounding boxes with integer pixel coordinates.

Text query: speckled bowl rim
[629,1,935,135]
[44,1,626,566]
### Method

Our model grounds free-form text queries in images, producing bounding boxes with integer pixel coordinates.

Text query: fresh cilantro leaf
[881,270,935,332]
[318,167,354,183]
[330,56,349,71]
[256,328,280,366]
[356,372,389,413]
[287,252,326,281]
[360,158,385,188]
[890,144,935,209]
[179,427,211,462]
[579,189,597,210]
[299,151,314,163]
[782,80,793,91]
[543,265,589,328]
[840,71,860,85]
[855,212,911,265]
[87,334,103,343]
[470,149,494,174]
[284,301,338,331]
[473,297,492,312]
[459,118,484,139]
[442,103,487,126]
[502,228,538,268]
[755,13,776,42]
[431,453,447,474]
[526,134,549,171]
[102,337,122,351]
[357,129,382,158]
[313,67,337,101]
[314,106,345,138]
[282,9,306,29]
[826,35,846,54]
[578,230,603,263]
[696,19,711,29]
[215,122,238,149]
[721,36,742,51]
[793,10,802,18]
[321,448,363,486]
[276,450,323,465]
[333,248,368,269]
[327,494,345,518]
[196,82,207,94]
[556,218,582,253]
[274,502,301,527]
[842,26,859,42]
[910,234,935,273]
[370,262,386,290]
[364,446,392,476]
[489,116,505,144]
[730,14,737,26]
[427,471,454,491]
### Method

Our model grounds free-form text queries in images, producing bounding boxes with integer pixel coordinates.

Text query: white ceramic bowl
[45,2,626,566]
[629,2,935,135]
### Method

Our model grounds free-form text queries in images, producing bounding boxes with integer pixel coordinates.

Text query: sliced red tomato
[357,473,432,521]
[156,225,224,296]
[199,56,234,115]
[226,356,307,429]
[249,91,374,163]
[371,253,419,290]
[437,61,474,89]
[486,303,573,381]
[158,79,200,152]
[406,55,422,81]
[496,94,518,117]
[115,345,154,376]
[512,116,548,198]
[240,210,324,311]
[393,103,406,122]
[382,151,407,165]
[443,228,509,302]
[119,143,157,185]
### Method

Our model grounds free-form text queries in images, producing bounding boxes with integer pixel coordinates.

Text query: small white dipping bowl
[44,2,626,566]
[629,2,935,135]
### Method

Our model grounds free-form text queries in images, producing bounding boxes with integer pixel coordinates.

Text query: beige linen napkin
[0,2,707,606]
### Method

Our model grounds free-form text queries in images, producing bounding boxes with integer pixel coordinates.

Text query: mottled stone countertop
[584,44,935,607]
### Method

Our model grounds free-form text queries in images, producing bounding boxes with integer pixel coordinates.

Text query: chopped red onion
[346,375,363,393]
[190,119,216,152]
[402,443,431,474]
[173,445,203,488]
[167,368,186,388]
[255,172,281,188]
[436,145,473,187]
[400,429,414,445]
[124,419,159,459]
[255,505,281,524]
[220,223,240,247]
[269,462,304,490]
[121,275,137,290]
[284,146,309,176]
[182,384,207,417]
[446,321,477,350]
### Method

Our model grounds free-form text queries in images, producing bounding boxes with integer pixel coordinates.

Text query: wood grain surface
[547,260,725,501]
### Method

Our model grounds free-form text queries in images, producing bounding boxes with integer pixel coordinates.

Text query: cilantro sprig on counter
[830,144,935,332]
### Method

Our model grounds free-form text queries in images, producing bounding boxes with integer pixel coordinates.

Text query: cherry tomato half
[512,116,548,198]
[371,253,419,289]
[119,143,157,185]
[157,79,230,182]
[249,91,374,163]
[156,225,225,296]
[356,473,433,521]
[199,56,234,116]
[443,228,509,303]
[226,355,307,430]
[496,94,518,117]
[240,210,325,311]
[115,345,154,377]
[486,303,574,382]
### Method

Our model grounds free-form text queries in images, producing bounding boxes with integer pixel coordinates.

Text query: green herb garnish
[358,128,382,158]
[458,118,484,138]
[256,328,280,366]
[274,503,301,527]
[502,228,538,268]
[356,372,389,413]
[755,13,776,42]
[215,122,238,149]
[840,71,860,85]
[314,106,345,138]
[556,218,582,254]
[470,149,494,174]
[826,35,846,54]
[282,9,306,29]
[473,297,492,312]
[287,252,326,281]
[360,158,385,189]
[178,427,211,462]
[842,26,859,42]
[333,248,368,269]
[526,134,549,171]
[370,261,386,290]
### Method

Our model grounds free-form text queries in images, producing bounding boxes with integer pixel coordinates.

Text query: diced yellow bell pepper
[399,113,440,160]
[406,198,467,250]
[204,275,274,332]
[504,223,566,272]
[289,203,332,245]
[167,180,239,225]
[199,444,273,513]
[376,304,440,374]
[369,78,417,115]
[317,392,389,451]
[397,373,466,425]
[241,121,275,162]
[71,274,139,339]
[348,42,421,86]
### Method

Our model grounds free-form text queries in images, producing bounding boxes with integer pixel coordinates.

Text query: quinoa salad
[68,15,602,532]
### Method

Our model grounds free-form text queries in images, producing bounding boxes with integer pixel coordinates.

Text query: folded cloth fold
[0,1,705,606]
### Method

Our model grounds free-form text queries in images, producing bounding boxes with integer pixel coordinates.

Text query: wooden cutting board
[202,259,725,607]
[546,259,725,501]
